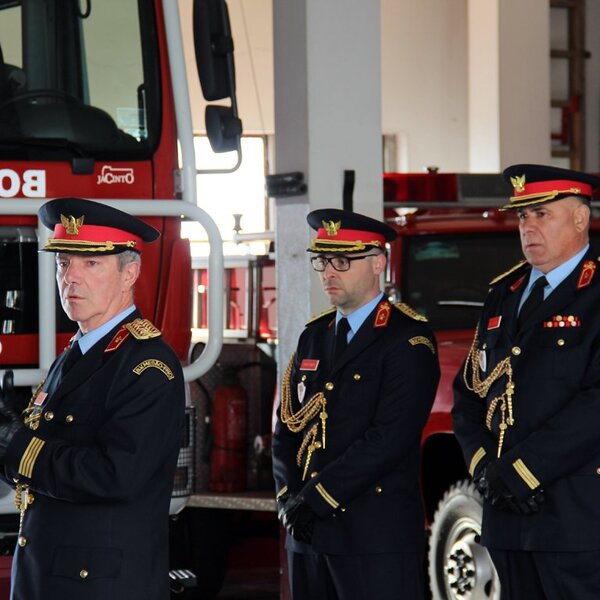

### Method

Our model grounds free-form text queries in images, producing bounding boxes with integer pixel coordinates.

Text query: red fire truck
[0,0,241,596]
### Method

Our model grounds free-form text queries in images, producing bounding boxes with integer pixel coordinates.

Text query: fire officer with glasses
[272,208,440,599]
[0,197,184,600]
[453,164,600,599]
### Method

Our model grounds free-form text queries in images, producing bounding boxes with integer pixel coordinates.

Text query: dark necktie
[61,341,82,376]
[518,276,548,328]
[333,317,350,363]
[44,341,81,397]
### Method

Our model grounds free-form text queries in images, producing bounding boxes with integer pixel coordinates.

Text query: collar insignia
[510,175,526,193]
[374,301,391,328]
[60,213,84,235]
[105,326,130,352]
[509,275,525,292]
[577,260,596,289]
[322,220,341,236]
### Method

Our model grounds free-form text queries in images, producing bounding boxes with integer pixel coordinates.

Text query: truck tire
[428,479,500,600]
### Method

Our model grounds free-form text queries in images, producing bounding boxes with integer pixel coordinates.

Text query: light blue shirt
[75,304,137,354]
[518,244,589,311]
[335,292,385,343]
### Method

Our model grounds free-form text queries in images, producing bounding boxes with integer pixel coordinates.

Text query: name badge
[300,359,319,371]
[487,316,502,330]
[33,391,48,406]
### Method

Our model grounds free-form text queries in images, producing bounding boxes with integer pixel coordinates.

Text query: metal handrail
[0,198,224,386]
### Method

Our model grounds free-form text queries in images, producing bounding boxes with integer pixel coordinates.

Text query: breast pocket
[537,328,585,379]
[49,393,101,444]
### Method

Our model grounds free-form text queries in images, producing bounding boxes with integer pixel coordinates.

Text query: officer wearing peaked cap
[272,208,440,599]
[453,165,600,598]
[0,198,184,599]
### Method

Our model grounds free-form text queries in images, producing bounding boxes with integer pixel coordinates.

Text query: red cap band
[52,223,142,248]
[315,227,385,247]
[513,179,592,198]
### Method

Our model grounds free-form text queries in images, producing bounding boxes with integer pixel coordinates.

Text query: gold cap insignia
[510,175,526,193]
[60,214,84,236]
[322,220,341,236]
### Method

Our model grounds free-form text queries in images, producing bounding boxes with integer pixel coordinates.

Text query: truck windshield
[0,0,160,161]
[401,233,524,331]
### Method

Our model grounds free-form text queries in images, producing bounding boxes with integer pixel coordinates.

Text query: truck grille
[172,406,196,497]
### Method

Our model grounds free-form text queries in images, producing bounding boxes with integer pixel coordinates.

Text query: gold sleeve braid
[462,326,515,458]
[280,353,328,480]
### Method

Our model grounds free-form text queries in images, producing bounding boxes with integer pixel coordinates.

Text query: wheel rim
[443,515,497,599]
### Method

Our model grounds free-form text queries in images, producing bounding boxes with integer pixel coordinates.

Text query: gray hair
[117,249,141,272]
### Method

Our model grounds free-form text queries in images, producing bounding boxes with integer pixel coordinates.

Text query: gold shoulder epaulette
[125,318,162,340]
[305,307,336,326]
[489,260,528,286]
[394,302,428,322]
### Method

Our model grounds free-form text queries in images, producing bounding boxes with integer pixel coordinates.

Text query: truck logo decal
[97,165,135,185]
[0,168,46,198]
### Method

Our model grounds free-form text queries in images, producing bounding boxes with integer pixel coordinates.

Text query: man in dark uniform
[453,164,600,599]
[272,208,440,599]
[0,197,185,600]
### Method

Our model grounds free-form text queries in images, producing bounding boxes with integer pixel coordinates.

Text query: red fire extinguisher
[209,368,248,492]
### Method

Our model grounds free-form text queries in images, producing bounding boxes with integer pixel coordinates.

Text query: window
[181,136,270,257]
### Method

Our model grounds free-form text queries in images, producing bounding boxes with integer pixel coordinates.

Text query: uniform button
[18,536,27,547]
[557,339,565,347]
[325,382,334,391]
[301,375,307,382]
[80,569,89,579]
[596,468,600,476]
[375,486,383,494]
[310,472,318,478]
[353,373,361,381]
[340,507,346,512]
[511,346,521,356]
[65,415,74,423]
[44,411,54,421]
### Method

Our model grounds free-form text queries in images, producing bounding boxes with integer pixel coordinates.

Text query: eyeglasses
[310,254,380,272]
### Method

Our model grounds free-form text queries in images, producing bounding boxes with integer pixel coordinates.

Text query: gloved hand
[281,495,315,543]
[276,492,290,524]
[475,463,545,516]
[0,371,23,460]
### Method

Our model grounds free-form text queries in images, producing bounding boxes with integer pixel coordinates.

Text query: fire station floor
[218,567,279,599]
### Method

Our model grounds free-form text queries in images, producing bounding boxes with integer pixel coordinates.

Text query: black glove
[475,463,545,516]
[281,495,316,543]
[0,371,23,460]
[276,492,290,523]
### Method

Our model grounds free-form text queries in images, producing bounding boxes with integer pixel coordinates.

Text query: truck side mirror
[194,0,243,155]
[205,105,242,153]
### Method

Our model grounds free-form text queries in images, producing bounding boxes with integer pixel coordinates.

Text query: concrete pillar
[273,0,382,369]
[468,0,552,171]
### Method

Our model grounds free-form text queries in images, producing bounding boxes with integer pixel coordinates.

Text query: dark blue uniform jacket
[453,249,600,551]
[4,310,184,600]
[272,299,440,555]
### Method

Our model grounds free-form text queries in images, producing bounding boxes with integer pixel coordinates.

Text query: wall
[381,0,469,172]
[180,0,600,173]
